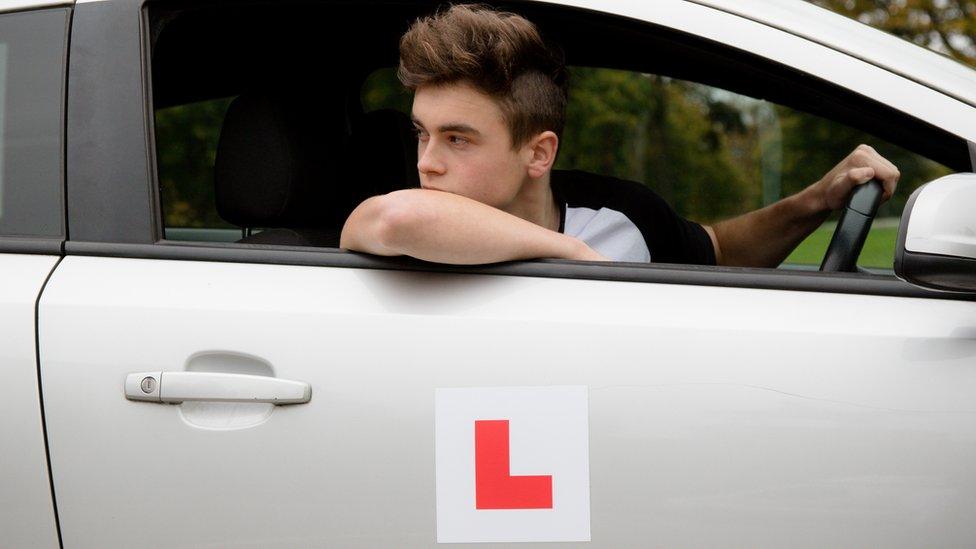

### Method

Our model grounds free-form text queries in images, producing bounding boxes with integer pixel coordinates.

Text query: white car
[3,0,975,547]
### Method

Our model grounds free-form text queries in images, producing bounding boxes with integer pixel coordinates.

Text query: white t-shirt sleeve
[563,206,651,262]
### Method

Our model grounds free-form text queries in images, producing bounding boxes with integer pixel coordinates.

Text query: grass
[783,220,899,270]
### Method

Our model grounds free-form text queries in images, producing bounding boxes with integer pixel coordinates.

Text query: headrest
[215,91,345,228]
[339,108,420,221]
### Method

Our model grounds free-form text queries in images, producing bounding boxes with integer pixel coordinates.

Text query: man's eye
[448,135,468,145]
[414,128,429,141]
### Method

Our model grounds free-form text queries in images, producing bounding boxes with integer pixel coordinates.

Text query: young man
[340,5,900,267]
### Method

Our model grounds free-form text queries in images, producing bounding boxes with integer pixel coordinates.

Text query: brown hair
[398,4,568,147]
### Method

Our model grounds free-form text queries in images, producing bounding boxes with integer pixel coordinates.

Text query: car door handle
[124,371,311,405]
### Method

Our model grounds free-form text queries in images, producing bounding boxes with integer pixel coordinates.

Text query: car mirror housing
[895,173,976,293]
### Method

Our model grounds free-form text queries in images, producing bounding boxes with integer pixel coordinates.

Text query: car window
[150,2,958,273]
[0,8,67,239]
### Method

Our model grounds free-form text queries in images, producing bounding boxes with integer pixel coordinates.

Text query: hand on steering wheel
[820,179,884,272]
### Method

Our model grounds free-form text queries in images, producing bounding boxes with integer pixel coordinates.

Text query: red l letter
[475,420,553,509]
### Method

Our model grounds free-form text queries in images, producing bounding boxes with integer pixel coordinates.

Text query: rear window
[0,8,67,238]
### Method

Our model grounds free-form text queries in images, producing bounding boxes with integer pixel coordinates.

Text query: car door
[41,257,976,547]
[0,6,69,548]
[38,257,976,548]
[40,0,976,547]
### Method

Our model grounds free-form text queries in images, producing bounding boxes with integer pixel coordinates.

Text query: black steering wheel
[820,179,884,272]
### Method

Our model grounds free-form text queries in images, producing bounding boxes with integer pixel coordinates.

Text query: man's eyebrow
[437,123,481,136]
[411,117,480,136]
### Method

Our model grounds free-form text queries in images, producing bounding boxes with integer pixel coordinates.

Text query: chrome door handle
[124,371,311,405]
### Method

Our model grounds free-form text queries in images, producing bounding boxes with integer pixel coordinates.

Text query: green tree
[155,97,235,228]
[557,69,754,222]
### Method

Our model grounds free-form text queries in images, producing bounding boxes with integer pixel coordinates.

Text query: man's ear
[525,131,559,179]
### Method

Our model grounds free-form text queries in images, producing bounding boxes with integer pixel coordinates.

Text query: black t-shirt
[551,170,716,265]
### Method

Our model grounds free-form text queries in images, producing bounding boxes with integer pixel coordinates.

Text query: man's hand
[814,144,900,211]
[709,144,900,268]
[340,189,608,264]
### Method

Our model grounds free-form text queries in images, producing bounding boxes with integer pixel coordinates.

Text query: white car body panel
[0,254,60,549]
[548,0,976,142]
[41,257,976,547]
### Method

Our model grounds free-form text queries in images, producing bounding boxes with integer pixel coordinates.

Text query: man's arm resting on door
[340,189,606,264]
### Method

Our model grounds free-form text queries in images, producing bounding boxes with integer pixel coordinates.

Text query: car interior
[147,1,971,257]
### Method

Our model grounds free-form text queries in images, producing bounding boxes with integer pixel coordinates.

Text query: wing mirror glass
[894,173,976,293]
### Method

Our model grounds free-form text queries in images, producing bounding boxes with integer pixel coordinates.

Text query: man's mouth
[420,182,446,192]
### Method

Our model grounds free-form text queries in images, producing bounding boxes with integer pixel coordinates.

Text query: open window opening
[148,0,968,273]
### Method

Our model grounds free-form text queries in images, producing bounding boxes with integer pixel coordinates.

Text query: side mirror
[895,174,976,293]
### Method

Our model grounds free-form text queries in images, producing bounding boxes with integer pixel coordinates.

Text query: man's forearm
[340,189,601,264]
[710,184,829,268]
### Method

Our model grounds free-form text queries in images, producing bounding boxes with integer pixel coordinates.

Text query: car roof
[549,0,976,111]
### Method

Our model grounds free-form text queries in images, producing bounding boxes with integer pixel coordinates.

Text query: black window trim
[66,0,156,245]
[0,236,64,255]
[62,239,976,302]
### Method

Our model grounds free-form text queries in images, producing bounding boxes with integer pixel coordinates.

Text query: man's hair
[398,4,568,147]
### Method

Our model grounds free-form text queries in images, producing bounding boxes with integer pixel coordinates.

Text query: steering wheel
[820,179,884,272]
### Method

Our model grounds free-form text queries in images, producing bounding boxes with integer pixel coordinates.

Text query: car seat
[214,90,418,247]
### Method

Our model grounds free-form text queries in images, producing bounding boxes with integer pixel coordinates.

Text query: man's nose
[417,142,446,176]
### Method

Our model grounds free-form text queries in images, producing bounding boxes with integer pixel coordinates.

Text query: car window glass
[154,97,237,241]
[0,9,67,239]
[364,66,952,270]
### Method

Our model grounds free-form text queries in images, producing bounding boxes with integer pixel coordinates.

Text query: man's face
[411,81,529,210]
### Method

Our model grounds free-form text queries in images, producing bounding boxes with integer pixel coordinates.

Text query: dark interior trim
[63,239,976,302]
